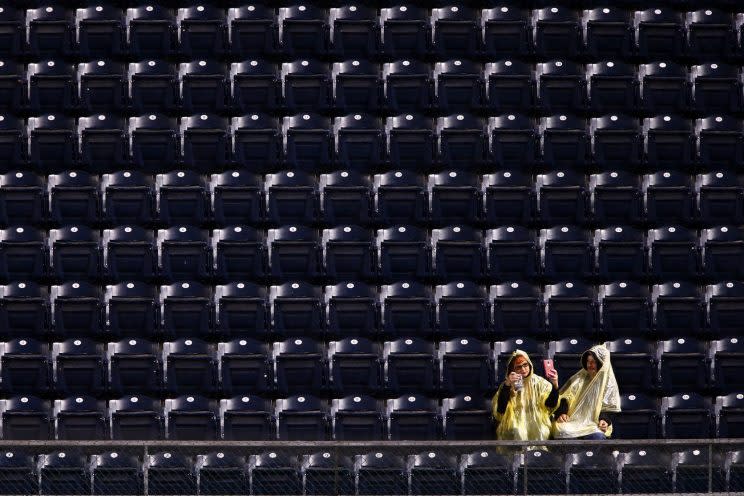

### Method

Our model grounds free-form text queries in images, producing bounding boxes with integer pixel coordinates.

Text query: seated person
[492,349,560,441]
[553,344,621,440]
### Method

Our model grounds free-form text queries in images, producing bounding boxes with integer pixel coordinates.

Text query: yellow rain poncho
[553,344,621,439]
[492,350,556,441]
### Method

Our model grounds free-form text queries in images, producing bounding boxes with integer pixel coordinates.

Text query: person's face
[512,356,531,378]
[586,355,598,378]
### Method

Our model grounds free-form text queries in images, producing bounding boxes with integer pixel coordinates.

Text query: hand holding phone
[543,359,557,384]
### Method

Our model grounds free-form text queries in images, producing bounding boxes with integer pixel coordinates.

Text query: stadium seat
[329,6,378,59]
[537,60,587,114]
[126,6,176,59]
[544,281,598,338]
[490,282,545,339]
[77,61,127,114]
[323,226,376,281]
[481,7,531,59]
[644,172,695,227]
[696,116,744,170]
[567,450,620,495]
[0,282,49,340]
[590,172,643,227]
[325,282,379,339]
[281,60,331,114]
[273,338,326,396]
[276,395,328,441]
[320,171,374,226]
[659,338,710,394]
[302,451,354,496]
[708,283,744,338]
[0,61,22,114]
[128,114,178,173]
[164,395,218,440]
[48,171,100,227]
[77,114,127,172]
[0,338,51,395]
[537,172,588,227]
[385,114,434,171]
[103,227,156,282]
[441,395,492,441]
[228,5,277,58]
[0,116,25,173]
[584,7,635,60]
[220,395,274,441]
[177,5,226,59]
[607,337,657,394]
[377,226,431,282]
[384,61,432,116]
[268,226,322,280]
[587,62,638,115]
[550,337,595,385]
[214,283,269,340]
[218,339,273,395]
[595,227,646,282]
[354,451,407,496]
[107,339,162,396]
[213,227,266,282]
[516,449,566,495]
[54,395,107,440]
[713,337,744,393]
[439,337,494,396]
[331,395,385,441]
[0,171,45,227]
[0,450,37,495]
[540,114,589,170]
[484,60,535,114]
[387,394,439,441]
[662,393,714,439]
[232,61,280,117]
[409,451,459,495]
[28,115,76,173]
[27,61,76,114]
[716,393,744,438]
[381,282,435,339]
[644,116,695,171]
[482,171,535,226]
[384,338,437,395]
[613,393,661,439]
[380,5,429,59]
[702,226,744,280]
[211,170,263,227]
[436,116,485,171]
[157,226,210,283]
[0,7,23,58]
[1,395,51,440]
[488,115,538,171]
[179,114,228,173]
[541,226,593,282]
[76,6,125,59]
[197,452,247,496]
[590,117,643,172]
[434,60,484,114]
[270,282,324,340]
[432,7,479,60]
[128,60,177,114]
[686,9,736,61]
[692,63,742,115]
[279,5,328,59]
[49,226,100,282]
[599,282,652,339]
[160,282,212,340]
[38,451,89,495]
[332,115,384,172]
[673,448,725,493]
[163,339,218,396]
[635,8,685,60]
[639,62,690,114]
[101,171,155,226]
[266,170,319,225]
[435,282,489,339]
[461,450,515,496]
[648,226,699,282]
[653,281,705,339]
[250,451,302,495]
[52,339,104,396]
[109,395,163,440]
[432,226,485,281]
[428,171,481,226]
[104,282,158,340]
[619,449,672,493]
[146,452,196,496]
[51,282,103,340]
[374,171,428,226]
[533,6,582,60]
[329,338,382,395]
[92,451,142,495]
[178,60,227,115]
[0,226,46,282]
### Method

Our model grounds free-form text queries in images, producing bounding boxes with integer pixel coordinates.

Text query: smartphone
[543,359,556,377]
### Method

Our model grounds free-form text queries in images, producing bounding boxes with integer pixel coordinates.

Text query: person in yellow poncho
[492,349,560,441]
[553,344,621,440]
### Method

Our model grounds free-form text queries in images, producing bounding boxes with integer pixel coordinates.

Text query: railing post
[143,444,149,496]
[708,441,713,494]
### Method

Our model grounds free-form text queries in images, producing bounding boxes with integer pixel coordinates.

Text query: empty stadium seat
[91,451,142,495]
[323,226,376,281]
[157,226,210,283]
[104,283,158,340]
[27,61,76,114]
[178,60,227,115]
[354,451,407,496]
[77,61,127,114]
[600,282,652,339]
[716,393,744,438]
[219,339,272,396]
[164,395,218,440]
[325,282,379,339]
[0,7,23,58]
[230,62,281,116]
[1,395,51,440]
[320,170,374,226]
[653,282,705,338]
[409,451,459,495]
[250,451,302,495]
[107,340,162,396]
[109,395,163,440]
[692,63,742,115]
[54,395,107,440]
[590,117,643,172]
[516,449,566,495]
[78,114,127,171]
[103,227,156,282]
[329,338,382,395]
[434,60,484,114]
[673,448,725,493]
[644,172,695,227]
[333,115,384,172]
[211,170,263,227]
[179,114,228,173]
[659,338,710,394]
[708,283,744,338]
[126,6,176,59]
[273,338,326,396]
[387,394,439,441]
[481,7,531,59]
[128,60,177,114]
[687,8,736,61]
[52,339,105,396]
[644,116,695,171]
[590,172,643,227]
[156,172,211,238]
[268,226,322,280]
[177,5,226,59]
[276,395,328,441]
[283,113,332,172]
[619,449,672,493]
[1,338,50,395]
[51,282,103,339]
[649,226,699,281]
[331,395,385,441]
[329,6,378,59]
[0,226,46,282]
[544,281,598,338]
[214,283,269,339]
[76,6,125,59]
[441,395,492,441]
[613,393,661,439]
[384,338,437,395]
[385,114,434,170]
[635,8,685,60]
[28,115,75,173]
[483,172,535,227]
[128,114,178,173]
[540,114,589,170]
[428,171,481,226]
[541,226,593,282]
[0,450,38,495]
[491,282,545,339]
[461,450,514,495]
[160,282,212,340]
[197,452,247,496]
[588,62,638,114]
[39,451,89,495]
[436,116,486,171]
[533,6,582,60]
[163,339,217,396]
[0,171,45,227]
[712,337,744,393]
[270,282,324,340]
[696,116,744,170]
[279,5,327,59]
[49,226,101,282]
[488,115,538,170]
[484,60,535,114]
[432,7,479,60]
[639,62,690,114]
[380,5,429,59]
[595,227,646,282]
[228,5,277,58]
[432,226,485,281]
[265,171,319,226]
[377,225,430,281]
[381,282,435,339]
[662,393,714,439]
[702,226,744,280]
[146,452,196,496]
[282,60,331,114]
[374,171,427,226]
[537,60,587,114]
[435,282,489,339]
[220,395,274,441]
[567,450,620,495]
[101,171,155,226]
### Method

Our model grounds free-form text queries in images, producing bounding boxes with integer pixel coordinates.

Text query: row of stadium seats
[0,280,743,339]
[2,447,743,495]
[0,391,740,441]
[7,5,744,63]
[5,170,744,228]
[11,114,744,175]
[7,58,744,117]
[0,335,743,396]
[4,224,744,282]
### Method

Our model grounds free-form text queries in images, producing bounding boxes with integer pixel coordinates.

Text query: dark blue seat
[708,284,744,339]
[482,7,530,59]
[329,6,378,59]
[1,395,51,440]
[436,283,490,340]
[103,227,156,282]
[128,60,177,114]
[381,282,434,339]
[231,114,282,172]
[155,171,207,226]
[265,171,319,226]
[488,115,537,170]
[0,450,38,495]
[485,60,535,114]
[76,6,125,59]
[0,282,48,340]
[329,338,382,396]
[697,171,744,227]
[52,339,104,396]
[146,452,196,496]
[533,6,582,59]
[619,449,672,493]
[608,338,658,394]
[164,395,218,440]
[268,226,321,281]
[92,451,142,496]
[595,227,646,282]
[673,449,725,493]
[0,226,46,283]
[177,5,226,59]
[644,116,694,171]
[537,60,587,114]
[662,393,714,439]
[441,395,492,441]
[48,171,100,227]
[713,336,744,393]
[387,394,439,441]
[491,282,544,339]
[219,339,272,396]
[108,395,163,440]
[230,61,281,115]
[590,171,643,227]
[78,61,126,114]
[77,113,127,172]
[213,227,266,282]
[27,60,76,114]
[545,281,597,338]
[696,116,744,170]
[228,5,277,58]
[160,282,212,340]
[537,171,589,226]
[48,226,100,283]
[282,59,331,114]
[432,7,479,60]
[587,62,638,115]
[590,116,643,172]
[687,9,736,61]
[51,282,102,340]
[429,171,481,226]
[639,62,690,115]
[323,226,376,281]
[410,451,459,496]
[320,171,374,226]
[107,339,162,396]
[197,452,247,496]
[482,171,535,226]
[179,114,228,173]
[434,60,484,114]
[716,394,744,438]
[659,338,710,394]
[101,171,155,226]
[302,451,354,496]
[333,114,384,172]
[38,452,89,496]
[54,395,107,440]
[157,226,210,283]
[374,171,428,226]
[211,170,263,227]
[568,450,620,495]
[0,339,50,395]
[385,113,434,171]
[692,63,742,115]
[215,283,269,341]
[163,339,218,396]
[104,283,158,340]
[28,115,75,173]
[653,282,705,339]
[541,226,594,282]
[274,338,326,396]
[644,172,695,227]
[432,226,484,281]
[331,395,385,441]
[325,282,379,339]
[612,393,660,439]
[220,395,274,441]
[383,60,432,116]
[461,450,515,496]
[178,60,227,115]
[635,8,685,60]
[270,282,324,340]
[279,5,328,59]
[600,282,652,339]
[126,6,176,59]
[516,449,566,495]
[0,60,24,113]
[250,452,302,495]
[0,171,45,227]
[380,5,429,59]
[540,114,589,170]
[648,227,699,281]
[0,7,24,58]
[377,225,430,282]
[128,114,178,173]
[276,395,328,441]
[384,338,438,395]
[354,451,407,496]
[702,227,744,281]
